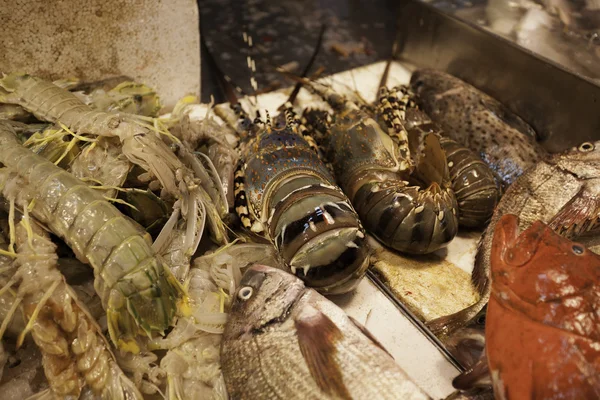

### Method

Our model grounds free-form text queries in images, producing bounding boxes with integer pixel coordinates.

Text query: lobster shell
[487,214,600,399]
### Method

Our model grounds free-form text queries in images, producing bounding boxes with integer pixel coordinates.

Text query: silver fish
[410,69,547,187]
[221,264,430,400]
[428,140,600,335]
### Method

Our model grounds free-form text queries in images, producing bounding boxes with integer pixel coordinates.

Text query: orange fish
[486,214,600,399]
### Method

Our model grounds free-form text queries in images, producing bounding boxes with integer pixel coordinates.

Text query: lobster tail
[439,137,500,228]
[352,175,458,254]
[239,120,370,295]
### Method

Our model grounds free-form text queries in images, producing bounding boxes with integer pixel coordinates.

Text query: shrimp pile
[0,74,250,398]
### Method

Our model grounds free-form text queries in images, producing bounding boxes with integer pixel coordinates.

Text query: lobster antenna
[377,41,398,91]
[285,24,326,107]
[200,30,242,106]
[242,29,259,109]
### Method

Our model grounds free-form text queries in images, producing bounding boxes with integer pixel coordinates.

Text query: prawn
[0,203,142,399]
[0,72,228,254]
[0,121,189,353]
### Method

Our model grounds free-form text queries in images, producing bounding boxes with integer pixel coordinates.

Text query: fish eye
[476,314,486,325]
[572,245,584,255]
[578,142,594,152]
[237,286,254,301]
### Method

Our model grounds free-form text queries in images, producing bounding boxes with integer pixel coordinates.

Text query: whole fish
[221,264,430,400]
[427,140,600,335]
[410,69,547,187]
[487,214,600,398]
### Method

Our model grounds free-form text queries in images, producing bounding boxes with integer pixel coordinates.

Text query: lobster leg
[375,86,412,162]
[233,162,264,234]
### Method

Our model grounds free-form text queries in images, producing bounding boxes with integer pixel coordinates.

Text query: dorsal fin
[348,315,394,359]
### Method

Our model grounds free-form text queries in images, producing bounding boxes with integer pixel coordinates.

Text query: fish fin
[294,310,351,400]
[348,315,393,359]
[452,351,491,390]
[426,296,488,337]
[472,231,490,295]
[548,184,600,238]
[478,97,538,140]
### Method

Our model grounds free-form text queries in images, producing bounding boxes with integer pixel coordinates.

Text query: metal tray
[394,0,600,152]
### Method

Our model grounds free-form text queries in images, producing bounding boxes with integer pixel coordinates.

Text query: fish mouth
[491,214,546,272]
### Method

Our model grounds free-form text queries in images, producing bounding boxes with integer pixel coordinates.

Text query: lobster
[206,28,370,294]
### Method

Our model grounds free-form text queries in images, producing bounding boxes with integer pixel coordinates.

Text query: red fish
[486,214,600,399]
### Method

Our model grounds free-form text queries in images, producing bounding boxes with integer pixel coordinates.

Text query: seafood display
[231,107,370,294]
[222,264,431,400]
[0,122,188,352]
[209,34,371,295]
[0,211,141,399]
[388,85,500,228]
[486,214,600,398]
[1,14,599,396]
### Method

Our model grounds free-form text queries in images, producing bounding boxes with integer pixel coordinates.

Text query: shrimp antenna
[285,24,326,107]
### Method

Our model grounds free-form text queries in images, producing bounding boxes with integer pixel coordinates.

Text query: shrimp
[168,98,239,212]
[0,225,25,338]
[0,204,143,399]
[69,137,132,199]
[156,242,281,400]
[0,121,189,352]
[0,72,228,253]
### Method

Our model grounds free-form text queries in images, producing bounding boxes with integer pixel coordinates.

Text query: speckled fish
[410,69,548,187]
[486,214,600,399]
[427,140,600,335]
[221,264,431,400]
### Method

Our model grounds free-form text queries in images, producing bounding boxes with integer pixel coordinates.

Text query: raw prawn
[0,205,142,398]
[0,121,189,352]
[0,72,228,253]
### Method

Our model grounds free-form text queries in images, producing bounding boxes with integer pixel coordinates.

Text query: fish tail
[452,351,491,390]
[426,295,489,337]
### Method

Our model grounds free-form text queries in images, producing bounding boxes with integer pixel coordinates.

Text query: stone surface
[0,0,201,108]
